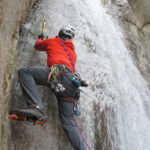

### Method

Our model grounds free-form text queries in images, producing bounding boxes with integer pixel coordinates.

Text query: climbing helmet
[59,25,75,39]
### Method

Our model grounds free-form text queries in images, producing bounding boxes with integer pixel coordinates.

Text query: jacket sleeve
[34,39,49,51]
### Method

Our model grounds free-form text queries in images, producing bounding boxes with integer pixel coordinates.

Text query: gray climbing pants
[18,66,87,150]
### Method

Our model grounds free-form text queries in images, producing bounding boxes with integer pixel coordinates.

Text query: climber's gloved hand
[38,34,45,40]
[80,80,89,87]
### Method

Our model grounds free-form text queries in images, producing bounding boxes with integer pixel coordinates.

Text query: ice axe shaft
[42,20,46,34]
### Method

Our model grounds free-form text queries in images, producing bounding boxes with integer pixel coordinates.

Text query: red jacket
[34,37,76,72]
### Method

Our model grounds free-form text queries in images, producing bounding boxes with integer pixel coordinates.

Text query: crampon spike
[8,114,27,121]
[8,114,45,125]
[8,115,16,123]
[34,120,45,125]
[8,114,17,119]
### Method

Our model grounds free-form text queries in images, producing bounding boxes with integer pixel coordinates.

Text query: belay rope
[59,37,92,150]
[59,37,75,73]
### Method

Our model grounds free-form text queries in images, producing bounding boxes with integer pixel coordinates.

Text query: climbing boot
[10,105,48,121]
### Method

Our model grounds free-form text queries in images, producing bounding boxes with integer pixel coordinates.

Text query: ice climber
[10,25,89,150]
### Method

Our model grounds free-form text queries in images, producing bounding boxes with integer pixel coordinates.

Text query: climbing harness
[47,64,81,104]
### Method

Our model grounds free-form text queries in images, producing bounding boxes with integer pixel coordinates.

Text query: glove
[38,34,44,40]
[80,80,89,87]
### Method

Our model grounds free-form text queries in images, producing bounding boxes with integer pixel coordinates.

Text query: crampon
[8,114,45,125]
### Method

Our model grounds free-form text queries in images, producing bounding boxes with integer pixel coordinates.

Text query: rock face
[0,0,36,150]
[127,0,150,27]
[125,0,150,84]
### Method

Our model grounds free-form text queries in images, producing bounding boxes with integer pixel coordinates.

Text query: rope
[59,38,91,149]
[73,119,92,150]
[59,38,75,73]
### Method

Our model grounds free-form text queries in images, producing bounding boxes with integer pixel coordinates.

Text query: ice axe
[38,20,48,39]
[42,20,46,35]
[40,20,49,39]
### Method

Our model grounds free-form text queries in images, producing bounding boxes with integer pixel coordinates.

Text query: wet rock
[0,0,37,149]
[107,0,150,85]
[127,0,150,27]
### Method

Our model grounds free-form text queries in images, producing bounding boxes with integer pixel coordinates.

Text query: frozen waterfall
[9,0,150,150]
